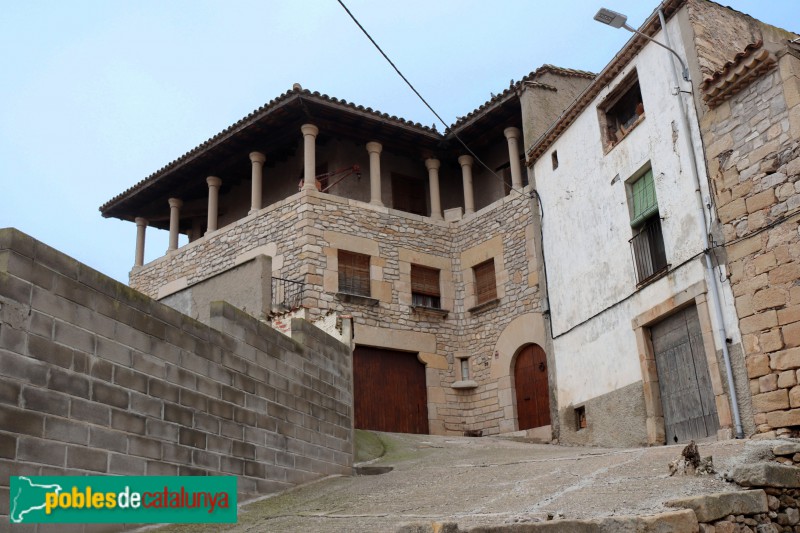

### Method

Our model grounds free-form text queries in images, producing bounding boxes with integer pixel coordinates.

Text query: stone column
[249,152,266,214]
[425,158,443,220]
[366,141,383,206]
[167,198,182,252]
[458,155,475,215]
[301,124,319,191]
[134,217,148,267]
[504,127,524,190]
[206,176,222,234]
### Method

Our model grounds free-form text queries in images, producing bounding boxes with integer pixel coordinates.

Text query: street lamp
[594,7,690,81]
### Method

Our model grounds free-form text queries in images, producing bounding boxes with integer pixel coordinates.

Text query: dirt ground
[147,431,770,533]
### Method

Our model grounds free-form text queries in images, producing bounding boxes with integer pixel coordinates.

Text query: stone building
[101,0,799,446]
[100,67,592,438]
[690,3,800,438]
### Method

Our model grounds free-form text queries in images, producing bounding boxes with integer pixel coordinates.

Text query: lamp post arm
[622,23,690,81]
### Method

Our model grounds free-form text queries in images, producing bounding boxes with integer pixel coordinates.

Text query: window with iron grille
[338,250,370,297]
[628,169,667,284]
[473,259,497,305]
[411,264,440,308]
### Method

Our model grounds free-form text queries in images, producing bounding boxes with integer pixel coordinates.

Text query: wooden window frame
[338,250,371,297]
[599,70,645,151]
[411,264,441,309]
[473,259,497,305]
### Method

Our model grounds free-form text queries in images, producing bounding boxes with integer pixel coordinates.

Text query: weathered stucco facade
[525,0,749,447]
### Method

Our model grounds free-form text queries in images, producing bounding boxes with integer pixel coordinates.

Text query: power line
[335,0,528,199]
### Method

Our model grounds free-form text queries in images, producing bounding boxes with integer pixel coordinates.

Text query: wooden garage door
[353,346,429,434]
[651,306,719,444]
[514,344,551,430]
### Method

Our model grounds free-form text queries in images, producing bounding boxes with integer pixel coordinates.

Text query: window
[575,406,587,430]
[551,151,559,170]
[460,358,470,381]
[338,250,370,296]
[473,259,497,305]
[600,72,645,149]
[628,169,667,284]
[411,264,441,308]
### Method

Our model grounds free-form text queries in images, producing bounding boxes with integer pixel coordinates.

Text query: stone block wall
[0,228,353,523]
[130,186,543,437]
[700,43,800,437]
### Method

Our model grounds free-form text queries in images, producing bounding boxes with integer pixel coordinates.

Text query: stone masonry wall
[0,228,353,524]
[130,192,306,299]
[448,190,543,434]
[700,43,800,437]
[130,186,543,437]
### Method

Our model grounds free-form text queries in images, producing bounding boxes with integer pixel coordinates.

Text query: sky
[1,1,799,284]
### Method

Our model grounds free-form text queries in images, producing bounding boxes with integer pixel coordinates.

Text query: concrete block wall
[0,228,353,523]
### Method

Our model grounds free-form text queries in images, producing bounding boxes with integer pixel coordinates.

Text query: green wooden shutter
[630,169,658,227]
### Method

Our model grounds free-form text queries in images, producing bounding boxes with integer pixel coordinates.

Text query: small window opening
[338,250,370,297]
[575,406,587,430]
[460,358,470,380]
[473,259,497,305]
[551,151,559,170]
[411,264,441,308]
[600,72,645,149]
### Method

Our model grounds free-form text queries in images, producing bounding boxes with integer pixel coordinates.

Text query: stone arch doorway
[514,344,551,430]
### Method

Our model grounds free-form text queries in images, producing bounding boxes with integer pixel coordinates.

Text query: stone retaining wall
[0,228,353,526]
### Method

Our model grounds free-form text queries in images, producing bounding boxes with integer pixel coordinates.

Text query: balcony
[272,276,305,312]
[629,217,668,286]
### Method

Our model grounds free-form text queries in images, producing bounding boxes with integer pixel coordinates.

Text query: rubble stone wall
[700,44,800,437]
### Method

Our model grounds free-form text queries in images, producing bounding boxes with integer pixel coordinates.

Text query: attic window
[551,151,559,170]
[600,71,645,150]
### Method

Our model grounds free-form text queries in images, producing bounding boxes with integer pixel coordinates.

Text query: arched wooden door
[514,344,551,430]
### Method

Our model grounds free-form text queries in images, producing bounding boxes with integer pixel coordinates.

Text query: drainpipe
[658,9,744,439]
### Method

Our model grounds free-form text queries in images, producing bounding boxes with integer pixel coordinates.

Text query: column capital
[366,141,383,154]
[458,155,474,167]
[249,151,266,164]
[425,158,440,171]
[134,217,148,227]
[503,126,521,140]
[168,198,183,208]
[301,124,319,138]
[206,176,222,188]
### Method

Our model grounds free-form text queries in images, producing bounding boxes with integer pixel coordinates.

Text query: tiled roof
[699,40,776,108]
[449,64,595,132]
[99,86,441,214]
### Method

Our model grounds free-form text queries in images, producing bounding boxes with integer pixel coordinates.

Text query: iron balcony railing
[271,276,305,312]
[629,217,668,285]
